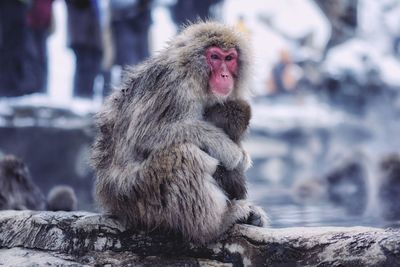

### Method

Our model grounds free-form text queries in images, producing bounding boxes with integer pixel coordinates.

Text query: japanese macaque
[92,22,268,244]
[0,155,45,210]
[204,100,250,200]
[46,185,78,212]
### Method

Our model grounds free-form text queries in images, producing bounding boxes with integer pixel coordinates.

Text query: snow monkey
[92,22,268,244]
[204,100,250,200]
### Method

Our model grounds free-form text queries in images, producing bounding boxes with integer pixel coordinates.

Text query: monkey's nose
[221,73,229,78]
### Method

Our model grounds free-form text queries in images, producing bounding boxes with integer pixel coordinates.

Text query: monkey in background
[0,155,78,212]
[92,22,268,244]
[0,155,45,210]
[204,99,251,200]
[46,185,78,212]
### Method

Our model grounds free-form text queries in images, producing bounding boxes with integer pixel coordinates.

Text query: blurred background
[0,0,399,228]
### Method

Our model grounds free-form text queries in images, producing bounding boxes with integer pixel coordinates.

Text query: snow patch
[94,237,107,251]
[225,243,245,254]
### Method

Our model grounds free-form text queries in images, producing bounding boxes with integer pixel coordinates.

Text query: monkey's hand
[183,121,244,170]
[214,140,244,170]
[239,204,269,227]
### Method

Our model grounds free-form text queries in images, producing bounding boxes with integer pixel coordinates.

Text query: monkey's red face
[206,47,238,97]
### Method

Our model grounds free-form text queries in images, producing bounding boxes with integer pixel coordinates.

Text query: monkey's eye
[225,55,233,61]
[211,54,220,60]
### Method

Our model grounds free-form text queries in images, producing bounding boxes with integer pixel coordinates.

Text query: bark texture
[0,210,399,266]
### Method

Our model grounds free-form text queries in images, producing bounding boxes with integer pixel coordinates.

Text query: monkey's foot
[238,205,269,227]
[246,211,263,227]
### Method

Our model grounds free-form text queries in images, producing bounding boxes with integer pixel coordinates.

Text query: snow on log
[0,210,399,266]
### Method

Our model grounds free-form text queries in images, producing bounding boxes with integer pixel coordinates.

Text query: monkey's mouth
[211,84,233,96]
[209,73,234,96]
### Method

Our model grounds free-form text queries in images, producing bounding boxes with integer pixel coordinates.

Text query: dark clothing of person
[25,29,49,93]
[66,0,103,98]
[272,62,289,93]
[26,0,54,93]
[0,0,32,97]
[66,0,102,51]
[101,69,112,97]
[170,0,222,28]
[73,45,102,98]
[111,17,150,66]
[27,0,53,29]
[110,0,152,67]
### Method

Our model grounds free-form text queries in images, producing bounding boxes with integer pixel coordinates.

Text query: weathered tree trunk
[0,210,399,266]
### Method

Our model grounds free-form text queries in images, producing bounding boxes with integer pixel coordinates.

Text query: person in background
[169,0,223,29]
[26,0,54,94]
[98,0,114,97]
[235,15,251,38]
[65,0,103,99]
[267,50,302,95]
[0,0,31,97]
[109,0,152,71]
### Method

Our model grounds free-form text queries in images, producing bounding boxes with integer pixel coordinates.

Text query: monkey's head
[170,22,251,103]
[0,155,30,183]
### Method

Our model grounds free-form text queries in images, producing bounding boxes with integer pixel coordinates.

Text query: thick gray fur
[92,22,268,244]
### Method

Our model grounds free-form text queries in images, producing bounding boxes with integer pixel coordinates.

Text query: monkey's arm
[174,120,245,171]
[214,167,247,200]
[203,100,252,171]
[203,100,252,200]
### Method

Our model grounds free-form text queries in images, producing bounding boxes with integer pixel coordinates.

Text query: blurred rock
[325,160,367,214]
[0,210,399,266]
[379,154,400,221]
[260,158,286,184]
[246,117,332,186]
[291,178,327,204]
[314,0,358,50]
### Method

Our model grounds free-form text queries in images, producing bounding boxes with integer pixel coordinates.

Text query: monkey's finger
[247,211,263,227]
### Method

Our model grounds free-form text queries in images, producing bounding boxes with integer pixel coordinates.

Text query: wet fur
[92,22,267,244]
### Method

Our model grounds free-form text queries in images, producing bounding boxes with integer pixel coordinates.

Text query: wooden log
[0,210,399,266]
